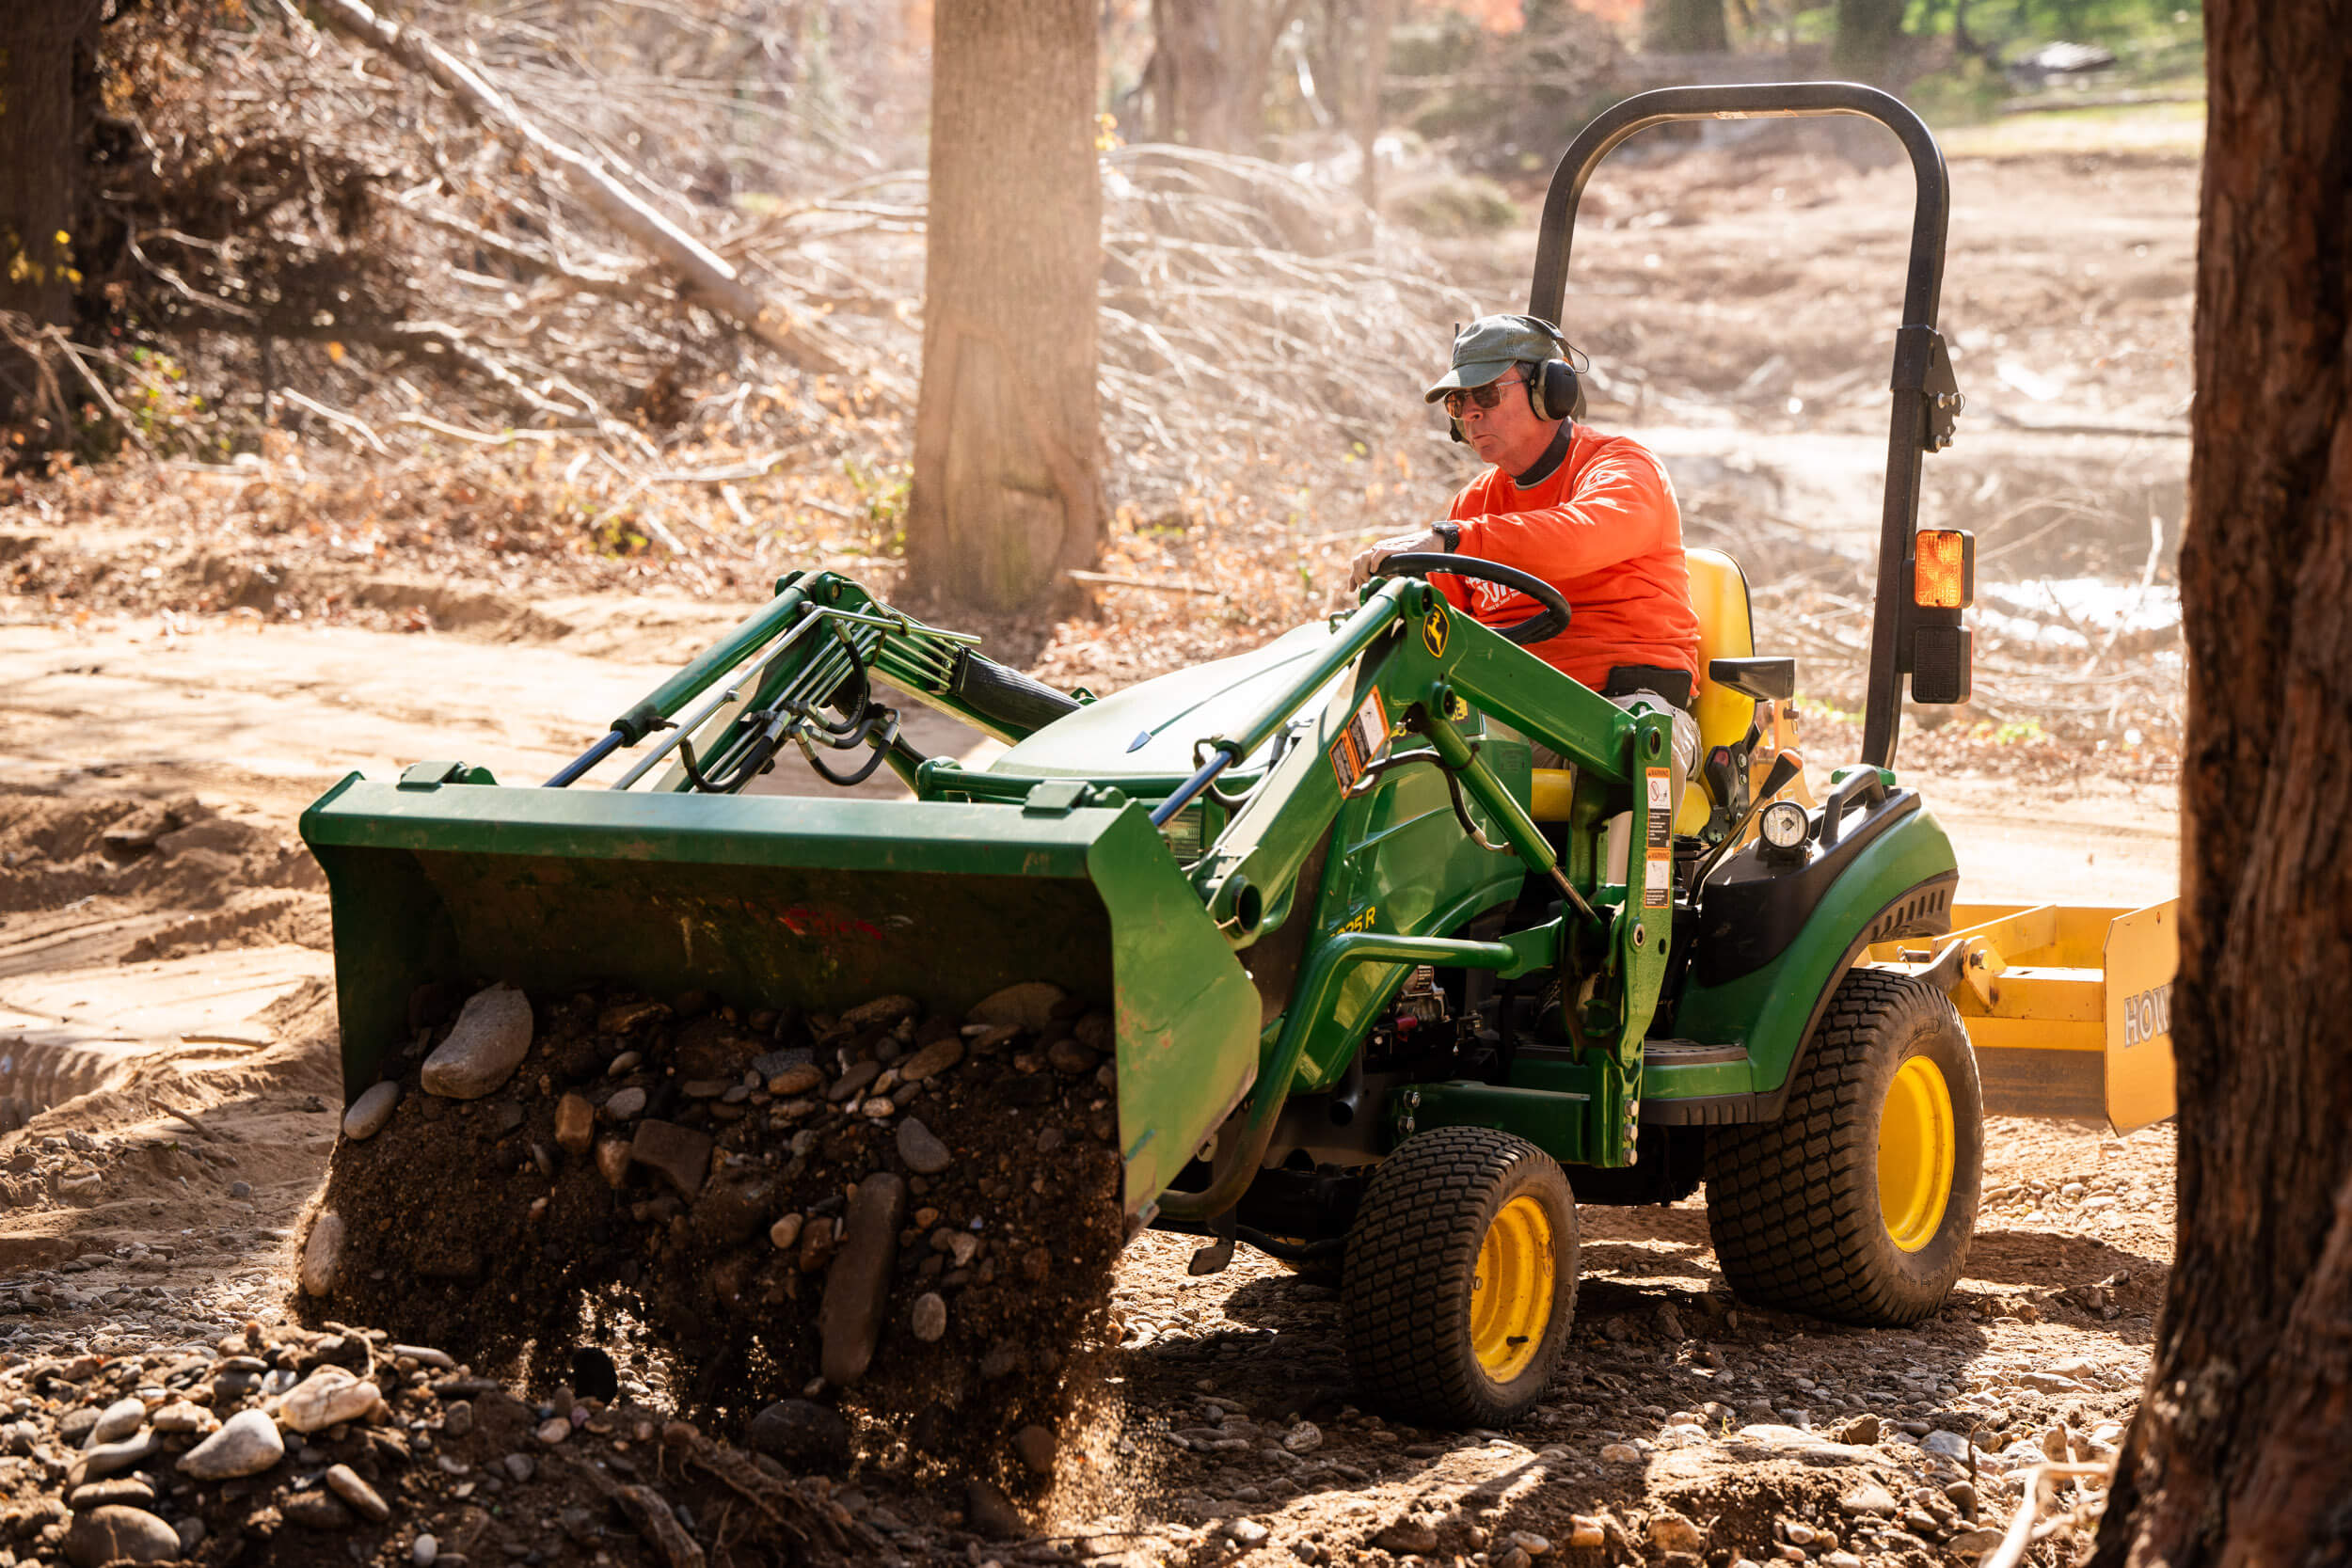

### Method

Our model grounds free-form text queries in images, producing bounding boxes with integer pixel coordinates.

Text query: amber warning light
[1908,529,1974,705]
[1915,529,1975,610]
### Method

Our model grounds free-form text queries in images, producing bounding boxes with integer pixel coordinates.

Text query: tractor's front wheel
[1705,968,1982,1324]
[1343,1127,1578,1427]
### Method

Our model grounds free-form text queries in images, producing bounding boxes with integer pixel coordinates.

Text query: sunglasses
[1441,376,1525,418]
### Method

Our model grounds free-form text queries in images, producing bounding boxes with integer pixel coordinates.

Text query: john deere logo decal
[1422,606,1449,657]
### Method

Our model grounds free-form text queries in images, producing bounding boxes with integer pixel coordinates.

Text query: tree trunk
[904,0,1104,613]
[1141,0,1298,154]
[1643,0,1730,55]
[1830,0,1905,82]
[1146,0,1239,150]
[1354,0,1397,215]
[0,0,95,422]
[2089,4,2352,1564]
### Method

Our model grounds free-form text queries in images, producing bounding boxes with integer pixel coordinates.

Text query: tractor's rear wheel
[1705,968,1981,1324]
[1342,1127,1578,1427]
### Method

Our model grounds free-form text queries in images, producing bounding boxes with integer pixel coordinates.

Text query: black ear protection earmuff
[1444,315,1589,441]
[1518,316,1588,424]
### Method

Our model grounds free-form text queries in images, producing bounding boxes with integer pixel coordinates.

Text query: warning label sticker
[1327,689,1391,795]
[1645,768,1672,849]
[1646,769,1672,813]
[1643,849,1673,909]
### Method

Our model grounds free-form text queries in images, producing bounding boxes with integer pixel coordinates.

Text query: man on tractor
[1351,313,1703,803]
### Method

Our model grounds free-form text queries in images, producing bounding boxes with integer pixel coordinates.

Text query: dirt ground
[0,139,2188,1566]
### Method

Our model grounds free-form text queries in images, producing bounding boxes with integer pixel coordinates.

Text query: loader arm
[933,573,1685,1218]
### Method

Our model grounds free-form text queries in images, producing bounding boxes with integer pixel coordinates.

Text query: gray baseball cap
[1424,314,1570,402]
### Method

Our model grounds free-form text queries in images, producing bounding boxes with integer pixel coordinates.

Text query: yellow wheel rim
[1879,1055,1956,1252]
[1470,1195,1556,1381]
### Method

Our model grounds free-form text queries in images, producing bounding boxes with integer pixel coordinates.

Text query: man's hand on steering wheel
[1350,542,1574,648]
[1349,526,1452,589]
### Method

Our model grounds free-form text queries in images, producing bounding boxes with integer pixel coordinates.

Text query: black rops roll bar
[1528,82,1961,771]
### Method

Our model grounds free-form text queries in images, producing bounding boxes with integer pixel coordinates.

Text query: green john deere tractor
[303,84,1989,1427]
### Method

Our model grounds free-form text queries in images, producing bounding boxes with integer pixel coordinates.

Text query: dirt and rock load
[0,1322,890,1567]
[300,978,1128,1490]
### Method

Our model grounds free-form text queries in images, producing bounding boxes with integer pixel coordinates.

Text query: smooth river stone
[342,1081,401,1140]
[419,983,534,1099]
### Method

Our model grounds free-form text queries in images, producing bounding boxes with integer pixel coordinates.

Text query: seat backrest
[1527,546,1764,833]
[1686,546,1757,755]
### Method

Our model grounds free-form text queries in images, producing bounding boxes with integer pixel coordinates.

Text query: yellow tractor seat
[1529,546,1795,835]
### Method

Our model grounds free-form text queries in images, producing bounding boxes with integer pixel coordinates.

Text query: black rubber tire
[1342,1127,1578,1427]
[1705,968,1982,1325]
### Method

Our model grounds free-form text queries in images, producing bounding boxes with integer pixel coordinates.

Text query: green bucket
[300,771,1263,1220]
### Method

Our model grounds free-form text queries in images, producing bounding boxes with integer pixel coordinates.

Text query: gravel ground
[0,931,2170,1568]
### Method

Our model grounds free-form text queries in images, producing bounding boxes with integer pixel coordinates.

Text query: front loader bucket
[299,772,1265,1220]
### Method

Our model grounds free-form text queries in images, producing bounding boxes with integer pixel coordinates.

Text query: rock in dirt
[1599,1441,1642,1464]
[897,1037,963,1082]
[71,1431,157,1483]
[630,1119,713,1199]
[895,1117,952,1175]
[818,1172,907,1386]
[421,983,535,1099]
[68,1478,154,1511]
[278,1368,379,1433]
[283,1491,354,1528]
[89,1396,147,1443]
[968,981,1063,1031]
[596,1136,631,1187]
[64,1505,181,1567]
[151,1401,212,1435]
[1839,1413,1882,1445]
[1014,1423,1057,1476]
[910,1291,947,1342]
[300,1210,345,1298]
[554,1092,596,1153]
[343,1081,401,1141]
[964,1478,1026,1541]
[766,1062,822,1096]
[769,1212,804,1250]
[178,1408,285,1479]
[841,994,919,1031]
[1838,1481,1899,1517]
[746,1400,850,1472]
[1375,1518,1441,1555]
[1650,1512,1706,1553]
[326,1463,391,1523]
[1045,1038,1098,1076]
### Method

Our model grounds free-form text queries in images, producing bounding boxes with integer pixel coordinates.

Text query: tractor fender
[1655,798,1960,1125]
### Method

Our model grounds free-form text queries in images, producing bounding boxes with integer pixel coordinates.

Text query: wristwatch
[1435,521,1461,552]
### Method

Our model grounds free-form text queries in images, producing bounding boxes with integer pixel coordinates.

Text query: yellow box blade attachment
[1867,900,2176,1133]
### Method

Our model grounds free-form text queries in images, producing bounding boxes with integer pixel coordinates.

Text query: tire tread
[1343,1126,1575,1426]
[1705,969,1978,1325]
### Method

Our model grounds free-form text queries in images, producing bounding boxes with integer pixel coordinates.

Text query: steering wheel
[1373,552,1573,647]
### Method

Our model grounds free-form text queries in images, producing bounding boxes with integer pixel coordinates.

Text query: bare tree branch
[310,0,846,376]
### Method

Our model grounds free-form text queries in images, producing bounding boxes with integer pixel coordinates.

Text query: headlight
[1757,799,1810,853]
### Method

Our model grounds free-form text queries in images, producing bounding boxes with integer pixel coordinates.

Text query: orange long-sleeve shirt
[1436,424,1701,692]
